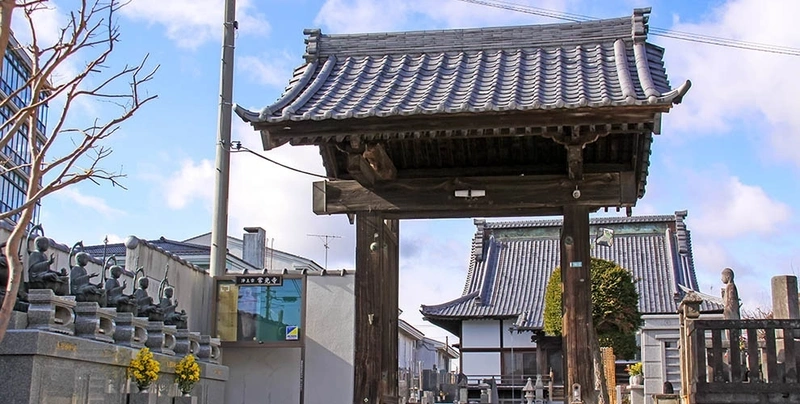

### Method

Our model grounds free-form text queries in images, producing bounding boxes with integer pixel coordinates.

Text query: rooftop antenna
[307,234,341,270]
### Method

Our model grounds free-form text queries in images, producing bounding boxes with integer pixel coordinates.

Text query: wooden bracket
[543,126,610,181]
[347,142,397,187]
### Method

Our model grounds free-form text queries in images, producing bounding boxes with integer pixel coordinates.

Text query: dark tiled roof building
[421,212,720,335]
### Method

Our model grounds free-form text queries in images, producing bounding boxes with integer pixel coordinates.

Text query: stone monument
[28,236,69,296]
[721,267,741,320]
[69,248,106,305]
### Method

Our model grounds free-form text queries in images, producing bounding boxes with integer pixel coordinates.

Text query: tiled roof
[234,8,689,126]
[83,237,211,259]
[421,212,721,331]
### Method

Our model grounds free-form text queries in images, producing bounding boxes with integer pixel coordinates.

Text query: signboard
[235,275,283,286]
[286,325,299,341]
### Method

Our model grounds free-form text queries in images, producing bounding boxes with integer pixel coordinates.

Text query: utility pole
[307,233,341,270]
[210,0,237,278]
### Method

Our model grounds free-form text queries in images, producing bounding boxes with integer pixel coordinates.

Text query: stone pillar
[772,276,799,320]
[145,321,171,354]
[162,325,177,355]
[74,302,116,343]
[196,335,213,362]
[188,332,201,356]
[771,275,799,362]
[26,289,76,335]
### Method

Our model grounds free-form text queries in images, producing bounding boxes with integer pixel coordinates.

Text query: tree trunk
[0,205,33,344]
[0,0,15,70]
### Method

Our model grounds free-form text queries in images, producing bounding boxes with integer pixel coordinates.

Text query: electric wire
[455,0,800,57]
[230,146,332,179]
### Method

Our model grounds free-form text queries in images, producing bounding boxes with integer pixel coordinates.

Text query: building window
[216,278,303,343]
[502,351,538,383]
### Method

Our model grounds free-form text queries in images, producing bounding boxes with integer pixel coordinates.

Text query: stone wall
[124,237,214,334]
[0,329,228,404]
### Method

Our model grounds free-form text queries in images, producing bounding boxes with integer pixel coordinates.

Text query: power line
[230,143,332,179]
[455,0,800,57]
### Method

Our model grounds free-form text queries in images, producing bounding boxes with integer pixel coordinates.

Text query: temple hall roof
[420,211,721,336]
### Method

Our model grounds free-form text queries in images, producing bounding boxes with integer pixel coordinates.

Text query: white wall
[304,274,354,404]
[502,319,536,348]
[224,348,302,404]
[462,352,501,376]
[398,333,416,370]
[640,315,680,398]
[461,320,501,348]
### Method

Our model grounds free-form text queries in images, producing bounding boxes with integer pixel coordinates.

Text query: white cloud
[162,159,215,209]
[238,52,296,89]
[660,0,800,163]
[120,0,269,49]
[314,0,575,33]
[53,188,126,218]
[690,176,791,238]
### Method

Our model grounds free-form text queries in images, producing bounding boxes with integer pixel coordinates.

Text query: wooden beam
[256,105,667,140]
[347,153,379,186]
[312,173,638,218]
[561,205,594,402]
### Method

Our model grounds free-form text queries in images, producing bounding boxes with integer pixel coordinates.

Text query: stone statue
[134,277,163,320]
[721,267,741,320]
[27,236,69,295]
[160,287,187,328]
[69,252,105,304]
[105,265,134,309]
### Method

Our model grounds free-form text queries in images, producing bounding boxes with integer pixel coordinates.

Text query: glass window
[502,351,538,384]
[216,278,303,343]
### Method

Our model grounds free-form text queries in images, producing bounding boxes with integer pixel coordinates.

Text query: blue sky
[14,0,800,341]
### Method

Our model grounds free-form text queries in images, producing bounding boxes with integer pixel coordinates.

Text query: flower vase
[137,384,151,393]
[629,375,643,386]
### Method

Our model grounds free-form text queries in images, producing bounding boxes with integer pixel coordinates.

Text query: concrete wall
[0,329,228,404]
[124,237,214,334]
[222,270,355,404]
[224,348,302,404]
[462,351,501,376]
[304,273,354,404]
[399,333,416,370]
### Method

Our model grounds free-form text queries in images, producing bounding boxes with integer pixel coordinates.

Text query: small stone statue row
[1,235,187,329]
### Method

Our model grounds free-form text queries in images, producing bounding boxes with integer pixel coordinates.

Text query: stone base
[9,311,28,330]
[173,329,191,355]
[145,321,173,355]
[209,337,221,364]
[74,302,116,343]
[114,313,149,348]
[26,289,76,335]
[196,335,212,362]
[127,391,157,404]
[163,325,178,353]
[173,396,197,404]
[188,332,201,356]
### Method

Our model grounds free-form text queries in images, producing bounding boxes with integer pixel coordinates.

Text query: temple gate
[236,8,689,404]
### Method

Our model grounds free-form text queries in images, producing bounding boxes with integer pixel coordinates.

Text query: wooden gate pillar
[561,205,594,402]
[355,213,399,404]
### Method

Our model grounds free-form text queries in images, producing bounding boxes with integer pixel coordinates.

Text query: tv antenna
[307,234,341,270]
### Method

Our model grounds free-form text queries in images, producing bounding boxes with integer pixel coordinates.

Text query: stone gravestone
[772,275,799,363]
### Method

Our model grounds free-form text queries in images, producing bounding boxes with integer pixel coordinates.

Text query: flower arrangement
[128,347,160,391]
[175,354,201,395]
[626,362,643,376]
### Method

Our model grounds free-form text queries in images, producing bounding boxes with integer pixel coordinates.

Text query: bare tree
[0,0,158,342]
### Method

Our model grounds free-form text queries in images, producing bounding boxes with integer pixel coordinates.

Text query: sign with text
[235,275,283,286]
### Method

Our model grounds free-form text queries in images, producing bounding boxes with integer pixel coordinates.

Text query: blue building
[1,32,48,225]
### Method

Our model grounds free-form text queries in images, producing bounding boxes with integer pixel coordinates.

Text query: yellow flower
[128,347,160,386]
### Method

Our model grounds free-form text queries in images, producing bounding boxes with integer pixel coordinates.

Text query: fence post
[679,291,703,403]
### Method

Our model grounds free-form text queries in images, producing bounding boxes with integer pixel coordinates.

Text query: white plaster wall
[640,315,680,399]
[462,352,501,376]
[224,347,302,404]
[502,319,536,348]
[399,333,415,370]
[462,320,500,348]
[304,274,355,404]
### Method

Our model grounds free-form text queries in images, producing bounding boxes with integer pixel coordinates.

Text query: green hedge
[542,258,642,359]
